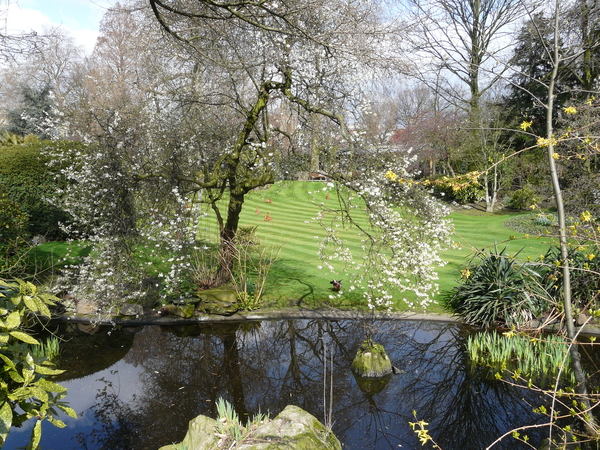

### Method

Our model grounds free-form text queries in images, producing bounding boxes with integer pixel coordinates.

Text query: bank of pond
[4,318,597,450]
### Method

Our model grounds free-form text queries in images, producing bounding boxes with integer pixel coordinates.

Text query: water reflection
[4,319,552,450]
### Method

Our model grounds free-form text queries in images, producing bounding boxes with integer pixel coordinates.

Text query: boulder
[158,405,341,450]
[120,303,144,316]
[158,415,219,450]
[351,339,393,378]
[160,304,195,318]
[192,287,240,315]
[236,405,341,450]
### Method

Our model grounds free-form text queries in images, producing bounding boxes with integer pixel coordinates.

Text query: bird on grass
[330,280,342,292]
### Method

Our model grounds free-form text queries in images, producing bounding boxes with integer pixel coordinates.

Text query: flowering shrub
[317,158,452,311]
[424,172,486,203]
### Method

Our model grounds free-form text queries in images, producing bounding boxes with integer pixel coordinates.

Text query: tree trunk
[546,0,598,436]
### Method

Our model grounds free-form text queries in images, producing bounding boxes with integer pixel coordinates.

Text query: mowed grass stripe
[188,182,559,311]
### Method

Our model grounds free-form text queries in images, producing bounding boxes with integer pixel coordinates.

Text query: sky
[3,0,115,54]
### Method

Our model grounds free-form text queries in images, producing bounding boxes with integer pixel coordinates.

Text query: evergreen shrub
[0,137,81,240]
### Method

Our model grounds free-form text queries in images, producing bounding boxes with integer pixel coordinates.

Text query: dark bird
[330,280,342,292]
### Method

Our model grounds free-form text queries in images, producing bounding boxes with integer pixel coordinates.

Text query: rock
[351,339,393,378]
[76,299,100,316]
[236,405,341,450]
[31,235,46,246]
[158,415,219,450]
[577,313,589,326]
[120,303,144,316]
[159,405,341,450]
[160,304,195,318]
[194,287,238,304]
[193,287,240,315]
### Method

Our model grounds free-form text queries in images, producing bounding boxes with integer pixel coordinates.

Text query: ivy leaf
[9,331,40,345]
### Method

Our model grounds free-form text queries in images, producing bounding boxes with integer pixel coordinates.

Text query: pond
[3,318,564,449]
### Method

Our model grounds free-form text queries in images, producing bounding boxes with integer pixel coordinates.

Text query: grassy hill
[205,181,558,313]
[30,181,558,313]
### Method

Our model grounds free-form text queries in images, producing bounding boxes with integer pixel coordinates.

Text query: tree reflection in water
[22,319,556,450]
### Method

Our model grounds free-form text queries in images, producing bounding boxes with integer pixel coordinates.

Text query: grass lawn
[30,181,559,313]
[219,182,558,312]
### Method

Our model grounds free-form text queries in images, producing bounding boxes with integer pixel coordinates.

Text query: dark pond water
[3,319,569,450]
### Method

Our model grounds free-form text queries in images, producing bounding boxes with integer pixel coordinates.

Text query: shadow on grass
[264,259,366,310]
[26,241,93,280]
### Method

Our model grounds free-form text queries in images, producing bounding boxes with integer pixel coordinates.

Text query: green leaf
[9,387,33,401]
[26,419,42,450]
[57,403,77,419]
[4,311,21,330]
[8,370,24,383]
[0,400,13,443]
[0,353,17,372]
[9,331,40,345]
[34,298,51,318]
[47,416,66,428]
[23,295,38,313]
[34,365,64,376]
[36,379,67,394]
[28,387,48,404]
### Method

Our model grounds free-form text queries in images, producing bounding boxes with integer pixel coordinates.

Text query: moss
[351,339,392,377]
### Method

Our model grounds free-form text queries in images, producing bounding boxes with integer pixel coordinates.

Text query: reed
[467,331,575,386]
[31,336,61,361]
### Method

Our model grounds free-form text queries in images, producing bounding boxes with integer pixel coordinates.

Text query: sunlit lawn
[233,182,558,312]
[31,181,558,313]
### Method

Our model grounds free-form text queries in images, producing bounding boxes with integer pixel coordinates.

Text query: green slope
[228,182,557,312]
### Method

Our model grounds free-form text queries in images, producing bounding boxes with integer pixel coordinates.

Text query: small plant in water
[467,330,575,386]
[31,336,61,361]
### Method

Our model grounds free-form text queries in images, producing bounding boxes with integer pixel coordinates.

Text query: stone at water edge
[192,287,240,315]
[351,339,393,378]
[157,405,341,450]
[160,304,195,318]
[236,405,341,450]
[158,415,219,450]
[120,303,144,316]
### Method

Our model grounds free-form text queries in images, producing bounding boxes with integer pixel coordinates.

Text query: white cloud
[4,3,100,54]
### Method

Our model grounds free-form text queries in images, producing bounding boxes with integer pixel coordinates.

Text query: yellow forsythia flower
[537,136,558,148]
[580,211,593,222]
[385,170,397,181]
[520,120,533,131]
[587,254,596,261]
[563,106,577,114]
[552,152,560,160]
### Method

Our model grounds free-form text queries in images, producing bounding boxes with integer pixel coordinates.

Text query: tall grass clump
[214,398,266,447]
[445,246,549,328]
